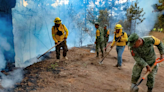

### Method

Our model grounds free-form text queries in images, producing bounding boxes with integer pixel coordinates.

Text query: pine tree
[98,9,110,27]
[154,0,164,32]
[126,0,145,33]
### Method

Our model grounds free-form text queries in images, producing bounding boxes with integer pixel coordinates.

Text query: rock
[28,82,34,86]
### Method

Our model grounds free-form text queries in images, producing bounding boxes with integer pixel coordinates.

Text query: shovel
[37,40,64,59]
[130,58,164,92]
[99,37,121,64]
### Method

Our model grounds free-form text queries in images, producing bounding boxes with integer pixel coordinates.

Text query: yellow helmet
[54,17,61,24]
[115,24,123,29]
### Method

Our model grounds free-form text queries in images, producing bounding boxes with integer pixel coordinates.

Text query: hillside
[11,44,164,92]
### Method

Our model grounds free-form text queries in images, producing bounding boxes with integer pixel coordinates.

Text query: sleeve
[111,34,116,46]
[152,36,164,55]
[131,49,148,67]
[107,30,110,35]
[63,25,69,38]
[120,32,128,42]
[96,30,100,38]
[52,27,58,43]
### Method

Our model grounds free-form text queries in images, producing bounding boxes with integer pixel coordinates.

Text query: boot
[56,59,60,62]
[147,88,152,92]
[64,56,68,60]
[101,53,104,58]
[114,64,118,67]
[130,83,139,92]
[118,66,121,70]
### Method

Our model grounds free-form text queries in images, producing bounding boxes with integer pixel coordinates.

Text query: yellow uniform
[111,29,128,46]
[52,24,69,43]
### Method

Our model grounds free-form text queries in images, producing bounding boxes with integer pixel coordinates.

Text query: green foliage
[98,9,110,27]
[49,63,58,70]
[158,15,164,28]
[126,0,145,24]
[126,0,145,33]
[87,8,110,27]
[154,0,164,29]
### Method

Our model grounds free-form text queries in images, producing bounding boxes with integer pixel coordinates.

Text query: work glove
[118,36,122,39]
[160,54,164,60]
[55,42,58,45]
[146,65,152,73]
[64,37,67,39]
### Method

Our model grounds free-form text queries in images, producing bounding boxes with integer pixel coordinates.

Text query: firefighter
[52,17,69,62]
[104,24,110,52]
[111,24,128,69]
[95,22,104,58]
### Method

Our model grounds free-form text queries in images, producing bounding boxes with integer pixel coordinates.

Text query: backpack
[54,24,65,36]
[115,32,128,45]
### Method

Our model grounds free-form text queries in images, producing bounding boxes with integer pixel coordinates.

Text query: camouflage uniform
[128,34,164,89]
[104,29,109,49]
[96,26,104,57]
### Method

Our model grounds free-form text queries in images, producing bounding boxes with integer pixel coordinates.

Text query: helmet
[115,24,123,29]
[54,17,61,24]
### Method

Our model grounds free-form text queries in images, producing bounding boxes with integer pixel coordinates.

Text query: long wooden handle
[37,40,64,59]
[99,37,121,63]
[142,64,156,79]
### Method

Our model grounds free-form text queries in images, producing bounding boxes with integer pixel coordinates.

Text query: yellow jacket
[107,30,110,35]
[52,24,69,43]
[111,29,128,46]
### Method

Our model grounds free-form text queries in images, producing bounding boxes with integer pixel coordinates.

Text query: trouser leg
[61,40,68,57]
[146,65,158,90]
[117,46,125,66]
[100,42,104,57]
[56,43,61,59]
[96,43,99,57]
[131,63,143,84]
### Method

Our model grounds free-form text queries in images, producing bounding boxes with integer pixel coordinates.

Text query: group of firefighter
[51,17,164,92]
[153,28,163,32]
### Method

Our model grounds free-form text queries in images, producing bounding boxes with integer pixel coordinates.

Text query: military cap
[127,33,139,47]
[95,22,100,25]
[104,24,108,27]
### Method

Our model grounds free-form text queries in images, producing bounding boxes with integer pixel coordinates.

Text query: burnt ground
[11,45,164,92]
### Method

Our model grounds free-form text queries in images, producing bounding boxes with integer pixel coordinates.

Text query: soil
[0,31,162,92]
[12,45,164,92]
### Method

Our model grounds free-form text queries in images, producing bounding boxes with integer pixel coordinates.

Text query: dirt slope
[149,31,164,43]
[13,44,164,92]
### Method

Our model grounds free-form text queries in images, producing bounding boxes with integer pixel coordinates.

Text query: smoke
[136,0,159,36]
[0,69,23,91]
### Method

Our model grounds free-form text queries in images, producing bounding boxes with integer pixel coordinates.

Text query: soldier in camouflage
[128,33,164,92]
[95,22,104,58]
[104,24,110,52]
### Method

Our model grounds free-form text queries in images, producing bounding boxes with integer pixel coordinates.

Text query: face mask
[55,24,60,27]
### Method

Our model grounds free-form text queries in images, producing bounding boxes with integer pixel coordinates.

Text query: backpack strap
[115,32,124,42]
